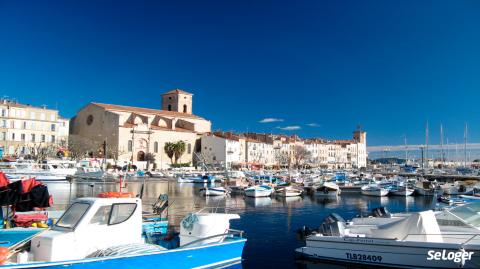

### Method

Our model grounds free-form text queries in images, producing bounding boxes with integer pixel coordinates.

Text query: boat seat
[368,211,443,243]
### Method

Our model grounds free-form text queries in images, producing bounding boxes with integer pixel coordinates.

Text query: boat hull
[361,189,389,197]
[389,189,414,196]
[296,237,480,268]
[244,188,272,197]
[4,239,246,269]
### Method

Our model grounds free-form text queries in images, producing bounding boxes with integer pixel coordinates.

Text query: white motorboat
[314,182,341,197]
[275,186,303,197]
[244,185,273,197]
[361,184,389,197]
[389,186,414,196]
[0,160,77,181]
[296,203,480,268]
[441,182,474,195]
[199,187,230,196]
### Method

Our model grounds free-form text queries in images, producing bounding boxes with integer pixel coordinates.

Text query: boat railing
[179,229,245,248]
[400,233,480,245]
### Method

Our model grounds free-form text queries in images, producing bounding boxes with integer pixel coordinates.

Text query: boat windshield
[55,202,90,230]
[444,203,480,229]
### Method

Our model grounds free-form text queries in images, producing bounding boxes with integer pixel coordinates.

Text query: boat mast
[440,123,444,166]
[404,135,408,165]
[425,121,429,167]
[464,123,468,167]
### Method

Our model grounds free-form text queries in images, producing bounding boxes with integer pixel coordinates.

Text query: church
[70,89,211,169]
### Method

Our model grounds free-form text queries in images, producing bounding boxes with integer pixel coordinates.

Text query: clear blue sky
[1,0,480,146]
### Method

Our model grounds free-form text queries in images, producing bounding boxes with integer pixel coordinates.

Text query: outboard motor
[458,185,466,193]
[371,207,392,218]
[319,213,345,236]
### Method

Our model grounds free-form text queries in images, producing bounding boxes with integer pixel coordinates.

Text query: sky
[1,0,480,146]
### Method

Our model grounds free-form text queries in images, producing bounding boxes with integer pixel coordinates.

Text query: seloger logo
[427,250,474,264]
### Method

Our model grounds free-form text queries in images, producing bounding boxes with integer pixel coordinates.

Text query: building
[200,132,245,169]
[70,89,211,169]
[199,129,367,169]
[0,98,69,156]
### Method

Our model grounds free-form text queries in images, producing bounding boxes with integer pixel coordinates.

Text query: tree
[173,141,186,164]
[67,135,97,161]
[293,145,311,168]
[145,152,156,171]
[164,142,176,164]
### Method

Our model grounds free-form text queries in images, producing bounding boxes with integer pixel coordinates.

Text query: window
[128,140,133,152]
[21,133,25,141]
[56,202,90,229]
[86,115,94,125]
[1,120,6,128]
[30,112,35,119]
[183,104,187,113]
[31,134,36,142]
[90,205,112,225]
[50,114,55,121]
[154,142,158,153]
[51,124,56,131]
[1,109,5,117]
[0,132,5,141]
[11,133,15,141]
[109,203,136,225]
[41,134,46,142]
[167,104,172,111]
[51,135,55,143]
[40,113,45,120]
[188,143,191,154]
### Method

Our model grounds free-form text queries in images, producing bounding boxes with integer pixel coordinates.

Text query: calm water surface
[44,180,439,269]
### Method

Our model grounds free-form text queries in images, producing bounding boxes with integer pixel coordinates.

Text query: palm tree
[164,142,175,164]
[173,141,186,164]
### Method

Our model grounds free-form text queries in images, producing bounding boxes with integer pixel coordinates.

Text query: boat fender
[98,192,135,198]
[181,213,199,232]
[0,247,9,265]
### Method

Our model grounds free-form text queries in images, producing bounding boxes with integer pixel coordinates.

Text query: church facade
[70,89,211,169]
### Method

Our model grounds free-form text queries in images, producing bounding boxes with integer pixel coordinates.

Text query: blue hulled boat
[0,197,246,269]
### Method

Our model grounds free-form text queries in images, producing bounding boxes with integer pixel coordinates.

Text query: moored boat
[244,185,273,197]
[361,184,389,197]
[0,196,246,269]
[296,203,480,268]
[199,187,230,196]
[275,186,303,197]
[388,185,414,196]
[314,182,341,197]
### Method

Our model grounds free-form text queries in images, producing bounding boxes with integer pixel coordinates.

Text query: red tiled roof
[91,102,206,120]
[161,89,193,95]
[121,123,195,133]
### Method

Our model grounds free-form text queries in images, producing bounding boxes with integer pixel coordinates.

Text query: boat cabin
[32,197,142,262]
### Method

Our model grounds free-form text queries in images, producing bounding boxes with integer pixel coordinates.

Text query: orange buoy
[0,247,10,265]
[97,192,135,198]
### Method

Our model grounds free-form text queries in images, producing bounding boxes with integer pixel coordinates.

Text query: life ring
[97,192,135,198]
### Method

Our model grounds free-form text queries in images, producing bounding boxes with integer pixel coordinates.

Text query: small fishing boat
[441,182,474,195]
[361,184,389,197]
[244,185,273,197]
[193,175,216,183]
[275,186,303,197]
[0,196,246,269]
[296,203,480,268]
[415,180,444,196]
[228,186,246,195]
[437,196,467,206]
[314,182,341,197]
[199,187,230,196]
[388,185,414,196]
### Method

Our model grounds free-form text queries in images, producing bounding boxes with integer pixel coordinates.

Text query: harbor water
[45,179,439,269]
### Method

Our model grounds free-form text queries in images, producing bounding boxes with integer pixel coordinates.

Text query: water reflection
[44,180,439,269]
